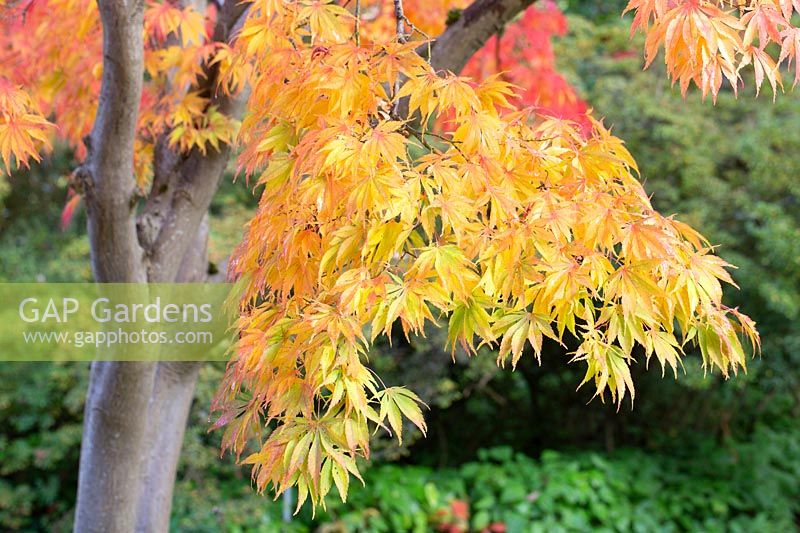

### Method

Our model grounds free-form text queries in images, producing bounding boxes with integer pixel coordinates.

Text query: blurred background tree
[1,2,799,531]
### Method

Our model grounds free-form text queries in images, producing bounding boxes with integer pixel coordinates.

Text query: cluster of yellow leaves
[212,0,759,511]
[164,92,240,156]
[0,78,54,174]
[144,0,207,46]
[0,0,240,183]
[626,0,800,99]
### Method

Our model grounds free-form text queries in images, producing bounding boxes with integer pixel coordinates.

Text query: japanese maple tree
[0,0,770,529]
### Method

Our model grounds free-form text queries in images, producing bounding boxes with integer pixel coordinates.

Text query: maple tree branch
[392,0,407,116]
[211,0,250,43]
[404,14,431,42]
[403,124,466,158]
[426,0,537,74]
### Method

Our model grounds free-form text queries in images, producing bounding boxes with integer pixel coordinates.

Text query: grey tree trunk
[134,361,203,532]
[73,0,245,530]
[72,0,533,530]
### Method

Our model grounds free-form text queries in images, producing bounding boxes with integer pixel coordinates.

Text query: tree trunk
[75,217,214,532]
[76,158,221,533]
[134,218,211,532]
[74,1,152,530]
[135,362,202,532]
[72,0,249,526]
[75,362,158,532]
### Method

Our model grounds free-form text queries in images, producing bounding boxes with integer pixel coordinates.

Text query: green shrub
[167,439,800,532]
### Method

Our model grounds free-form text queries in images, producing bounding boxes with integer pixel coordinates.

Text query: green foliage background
[1,7,799,531]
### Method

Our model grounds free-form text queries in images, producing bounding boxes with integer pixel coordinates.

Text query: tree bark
[76,362,158,532]
[83,0,147,284]
[427,0,537,74]
[76,215,217,533]
[134,215,210,532]
[134,361,203,532]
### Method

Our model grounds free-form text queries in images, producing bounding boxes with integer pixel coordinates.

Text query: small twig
[403,15,431,59]
[404,125,466,158]
[392,0,406,116]
[402,15,428,40]
[412,129,436,153]
[393,0,407,43]
[354,0,361,46]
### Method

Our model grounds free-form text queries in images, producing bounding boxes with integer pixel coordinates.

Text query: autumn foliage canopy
[0,0,769,510]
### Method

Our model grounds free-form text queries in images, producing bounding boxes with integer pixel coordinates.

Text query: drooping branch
[427,0,537,74]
